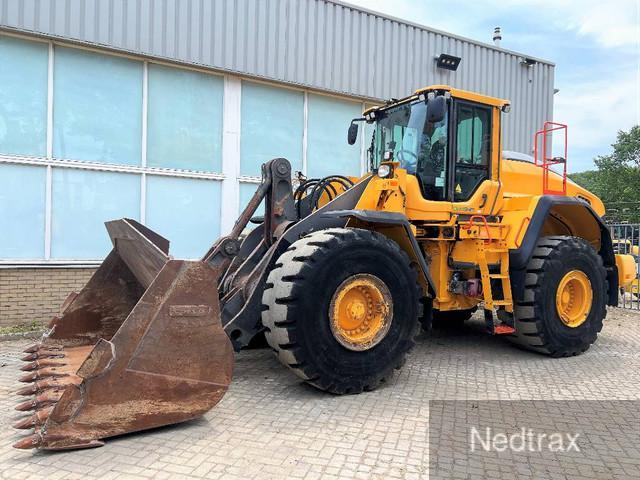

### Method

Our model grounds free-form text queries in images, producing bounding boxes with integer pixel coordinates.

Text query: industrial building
[0,0,554,326]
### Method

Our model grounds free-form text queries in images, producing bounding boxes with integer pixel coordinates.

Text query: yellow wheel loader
[13,85,637,450]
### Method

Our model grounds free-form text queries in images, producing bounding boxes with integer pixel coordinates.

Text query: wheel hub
[555,270,593,328]
[329,274,393,351]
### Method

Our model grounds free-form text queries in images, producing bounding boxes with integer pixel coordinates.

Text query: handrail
[464,215,492,241]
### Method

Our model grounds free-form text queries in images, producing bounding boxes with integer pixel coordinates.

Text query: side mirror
[347,122,359,145]
[427,95,447,123]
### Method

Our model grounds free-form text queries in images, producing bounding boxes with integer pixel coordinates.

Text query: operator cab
[348,86,507,203]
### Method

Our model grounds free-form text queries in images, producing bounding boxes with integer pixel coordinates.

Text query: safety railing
[609,223,640,310]
[534,122,568,195]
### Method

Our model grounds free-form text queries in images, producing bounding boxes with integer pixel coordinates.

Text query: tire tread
[262,228,421,394]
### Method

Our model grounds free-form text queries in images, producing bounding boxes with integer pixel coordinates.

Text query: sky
[346,0,640,172]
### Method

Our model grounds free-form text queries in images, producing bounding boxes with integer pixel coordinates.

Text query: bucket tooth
[19,368,65,383]
[13,408,52,429]
[12,416,36,430]
[21,351,64,362]
[16,384,38,396]
[13,433,43,450]
[36,391,63,405]
[20,359,65,371]
[19,372,38,383]
[23,344,42,354]
[15,399,38,412]
[16,377,77,396]
[23,344,63,354]
[15,391,62,411]
[20,362,40,372]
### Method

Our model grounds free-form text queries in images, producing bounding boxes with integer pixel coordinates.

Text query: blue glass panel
[306,94,362,178]
[240,81,304,176]
[145,175,221,258]
[147,64,223,172]
[53,47,142,165]
[239,182,264,217]
[0,164,46,259]
[0,36,47,157]
[51,169,140,259]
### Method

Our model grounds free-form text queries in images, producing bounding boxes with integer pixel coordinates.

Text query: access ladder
[465,216,516,335]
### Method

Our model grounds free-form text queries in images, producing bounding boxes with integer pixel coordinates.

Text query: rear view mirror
[427,95,447,123]
[347,122,359,145]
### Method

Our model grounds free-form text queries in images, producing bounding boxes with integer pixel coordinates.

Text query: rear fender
[509,196,618,306]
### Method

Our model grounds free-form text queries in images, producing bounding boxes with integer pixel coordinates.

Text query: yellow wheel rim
[329,274,393,351]
[555,270,593,328]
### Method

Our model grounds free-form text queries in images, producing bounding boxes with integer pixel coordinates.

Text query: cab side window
[454,103,491,201]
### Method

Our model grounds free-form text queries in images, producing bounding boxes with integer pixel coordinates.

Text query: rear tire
[262,228,421,394]
[508,236,607,357]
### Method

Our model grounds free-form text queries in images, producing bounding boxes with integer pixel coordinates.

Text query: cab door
[449,100,501,216]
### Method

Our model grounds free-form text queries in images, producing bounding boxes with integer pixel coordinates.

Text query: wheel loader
[12,85,638,450]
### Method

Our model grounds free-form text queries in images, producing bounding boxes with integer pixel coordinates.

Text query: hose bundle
[294,174,355,217]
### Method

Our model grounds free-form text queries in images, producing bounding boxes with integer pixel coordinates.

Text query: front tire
[508,236,607,357]
[262,228,421,394]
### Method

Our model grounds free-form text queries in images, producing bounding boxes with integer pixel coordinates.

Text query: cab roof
[363,85,510,116]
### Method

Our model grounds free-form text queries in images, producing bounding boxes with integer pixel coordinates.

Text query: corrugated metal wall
[0,0,554,153]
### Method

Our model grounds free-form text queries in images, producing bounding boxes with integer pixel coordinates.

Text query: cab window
[372,100,449,201]
[454,103,491,201]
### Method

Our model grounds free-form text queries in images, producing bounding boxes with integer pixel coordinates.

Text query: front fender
[320,210,435,297]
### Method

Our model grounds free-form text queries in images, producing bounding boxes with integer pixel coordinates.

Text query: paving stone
[1,309,639,478]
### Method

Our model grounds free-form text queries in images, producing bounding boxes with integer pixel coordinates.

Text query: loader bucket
[12,219,234,450]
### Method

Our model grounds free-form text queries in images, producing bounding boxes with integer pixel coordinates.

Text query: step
[488,274,509,279]
[491,300,513,306]
[483,248,509,253]
[493,325,516,335]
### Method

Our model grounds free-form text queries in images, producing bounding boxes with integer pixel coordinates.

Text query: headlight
[378,164,392,178]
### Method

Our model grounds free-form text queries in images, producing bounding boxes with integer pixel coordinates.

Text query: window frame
[415,108,450,202]
[449,99,493,202]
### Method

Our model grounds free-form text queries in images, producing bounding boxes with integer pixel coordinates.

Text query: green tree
[569,126,640,223]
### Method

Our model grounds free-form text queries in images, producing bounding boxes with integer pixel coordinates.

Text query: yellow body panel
[349,85,620,314]
[616,254,638,289]
[501,159,605,216]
